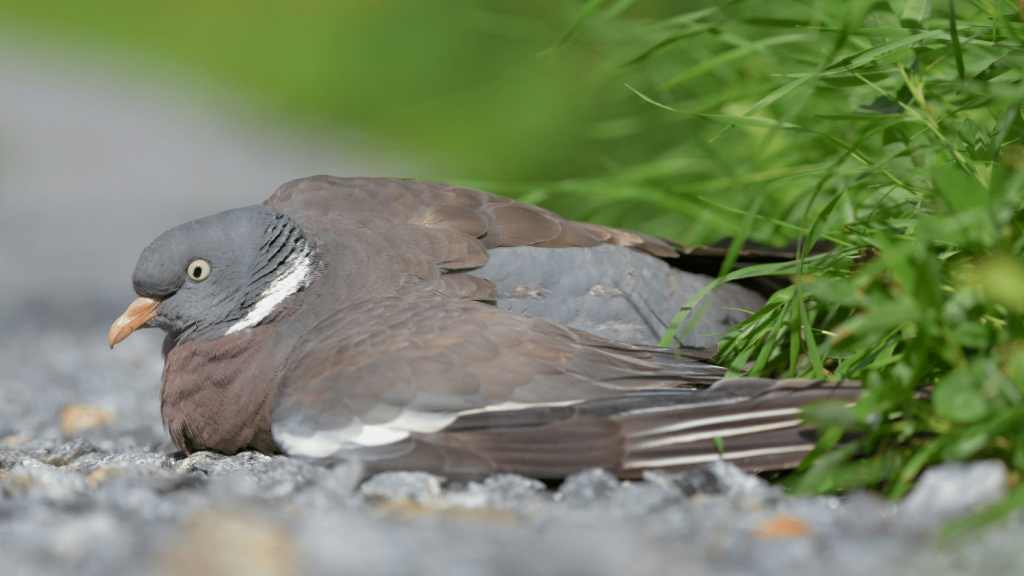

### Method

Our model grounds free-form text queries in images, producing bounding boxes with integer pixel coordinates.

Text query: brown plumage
[266,176,681,259]
[266,177,768,348]
[110,176,859,482]
[270,293,858,480]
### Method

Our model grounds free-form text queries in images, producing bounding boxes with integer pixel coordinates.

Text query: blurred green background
[0,0,630,181]
[0,0,841,248]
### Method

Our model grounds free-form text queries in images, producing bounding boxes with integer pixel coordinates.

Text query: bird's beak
[109,296,162,349]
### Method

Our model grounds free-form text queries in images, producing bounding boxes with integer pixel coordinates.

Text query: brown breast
[160,324,282,455]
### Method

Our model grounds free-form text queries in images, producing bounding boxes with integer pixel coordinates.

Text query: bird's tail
[612,378,861,473]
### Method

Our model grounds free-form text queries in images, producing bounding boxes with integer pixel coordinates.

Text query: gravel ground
[2,326,1022,576]
[2,44,1022,576]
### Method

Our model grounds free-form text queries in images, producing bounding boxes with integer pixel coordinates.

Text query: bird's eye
[187,259,211,282]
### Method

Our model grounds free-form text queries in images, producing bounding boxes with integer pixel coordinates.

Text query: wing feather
[265,176,685,257]
[270,293,859,480]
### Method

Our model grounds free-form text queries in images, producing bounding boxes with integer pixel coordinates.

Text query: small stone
[59,404,114,434]
[360,471,444,504]
[173,450,274,475]
[558,468,621,505]
[753,514,812,538]
[606,478,682,515]
[439,506,520,525]
[710,461,778,498]
[1,468,36,499]
[1,462,90,506]
[666,466,726,497]
[161,508,298,576]
[480,473,546,511]
[442,485,492,509]
[42,438,99,466]
[1,434,31,446]
[84,466,122,489]
[896,460,1008,530]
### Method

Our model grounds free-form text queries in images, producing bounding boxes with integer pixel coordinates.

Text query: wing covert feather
[265,176,683,258]
[269,294,859,479]
[270,294,726,460]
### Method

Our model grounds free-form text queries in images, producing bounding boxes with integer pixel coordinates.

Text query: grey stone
[479,473,547,508]
[658,465,726,497]
[702,460,781,500]
[557,467,622,505]
[2,460,91,506]
[428,473,549,513]
[896,460,1008,530]
[360,471,445,504]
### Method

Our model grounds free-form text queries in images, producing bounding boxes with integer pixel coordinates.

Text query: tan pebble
[161,508,298,576]
[442,507,519,525]
[373,497,432,519]
[753,514,812,538]
[1,433,31,446]
[84,467,121,488]
[59,405,114,434]
[1,470,35,497]
[372,497,519,525]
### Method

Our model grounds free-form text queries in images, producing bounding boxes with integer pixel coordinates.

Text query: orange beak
[108,297,162,348]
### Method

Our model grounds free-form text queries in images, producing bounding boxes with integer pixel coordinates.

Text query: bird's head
[109,205,317,348]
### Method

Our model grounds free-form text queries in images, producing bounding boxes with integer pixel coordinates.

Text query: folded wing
[266,176,768,346]
[265,176,680,257]
[270,294,858,480]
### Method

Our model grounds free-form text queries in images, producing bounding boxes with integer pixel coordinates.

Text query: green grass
[493,0,1024,517]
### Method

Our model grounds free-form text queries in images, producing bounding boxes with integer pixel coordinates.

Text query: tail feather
[632,427,825,472]
[346,378,862,480]
[618,378,858,473]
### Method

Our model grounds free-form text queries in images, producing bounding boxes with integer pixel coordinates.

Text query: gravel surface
[1,45,1021,576]
[2,326,1021,576]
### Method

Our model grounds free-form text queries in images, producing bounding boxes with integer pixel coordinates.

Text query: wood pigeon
[109,176,857,480]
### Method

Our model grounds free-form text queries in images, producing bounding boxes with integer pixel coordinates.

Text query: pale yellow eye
[187,259,211,282]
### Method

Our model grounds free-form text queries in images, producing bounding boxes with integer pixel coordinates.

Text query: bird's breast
[160,325,283,455]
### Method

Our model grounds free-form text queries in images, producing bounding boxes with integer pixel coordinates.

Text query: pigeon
[109,177,858,480]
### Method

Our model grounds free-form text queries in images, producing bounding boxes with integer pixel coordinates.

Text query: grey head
[126,205,317,344]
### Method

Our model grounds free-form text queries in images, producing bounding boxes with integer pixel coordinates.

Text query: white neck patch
[224,243,314,335]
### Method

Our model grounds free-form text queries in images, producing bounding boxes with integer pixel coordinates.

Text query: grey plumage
[131,205,314,343]
[269,294,856,480]
[476,244,764,347]
[110,176,858,481]
[266,176,767,346]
